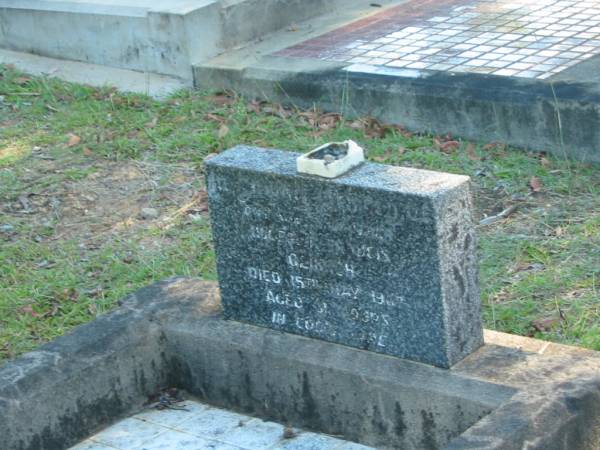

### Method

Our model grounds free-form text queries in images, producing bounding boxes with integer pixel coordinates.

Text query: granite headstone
[205,146,483,368]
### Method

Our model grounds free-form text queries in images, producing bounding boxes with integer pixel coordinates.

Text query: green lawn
[1,64,599,363]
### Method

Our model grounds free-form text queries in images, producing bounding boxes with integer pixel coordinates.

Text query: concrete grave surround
[0,278,599,450]
[192,0,600,162]
[205,146,483,368]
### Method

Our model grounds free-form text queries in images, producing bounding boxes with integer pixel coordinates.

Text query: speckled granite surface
[205,146,483,368]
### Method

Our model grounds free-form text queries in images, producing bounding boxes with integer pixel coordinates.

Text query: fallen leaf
[298,110,319,127]
[246,100,262,114]
[529,176,543,192]
[84,287,104,298]
[362,118,392,138]
[465,142,479,160]
[482,142,507,155]
[511,261,545,276]
[206,92,235,106]
[532,317,559,332]
[42,303,61,318]
[478,204,518,226]
[218,124,230,139]
[59,288,79,302]
[96,130,115,143]
[18,194,31,211]
[434,137,460,153]
[277,105,292,119]
[14,76,31,85]
[36,260,56,269]
[398,146,407,156]
[349,120,364,130]
[389,125,413,138]
[145,117,158,128]
[83,147,94,156]
[66,134,81,147]
[203,113,225,124]
[0,343,13,359]
[283,426,297,439]
[442,140,460,153]
[18,305,39,318]
[319,113,341,130]
[540,157,551,168]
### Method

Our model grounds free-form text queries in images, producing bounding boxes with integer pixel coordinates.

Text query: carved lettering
[266,290,303,309]
[271,311,286,325]
[350,308,391,326]
[286,253,323,272]
[247,267,281,284]
[350,244,391,263]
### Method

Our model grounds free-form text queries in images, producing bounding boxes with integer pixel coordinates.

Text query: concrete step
[192,0,600,162]
[0,48,190,98]
[0,0,386,80]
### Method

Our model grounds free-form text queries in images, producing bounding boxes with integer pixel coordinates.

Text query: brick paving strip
[276,0,600,79]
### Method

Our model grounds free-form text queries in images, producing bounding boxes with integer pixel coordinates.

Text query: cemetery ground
[1,63,599,365]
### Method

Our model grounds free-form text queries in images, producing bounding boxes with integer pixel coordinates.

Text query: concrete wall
[0,5,193,78]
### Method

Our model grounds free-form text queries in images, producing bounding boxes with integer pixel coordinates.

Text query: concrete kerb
[193,51,600,163]
[1,278,599,450]
[0,49,191,99]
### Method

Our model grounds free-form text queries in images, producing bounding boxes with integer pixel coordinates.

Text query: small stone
[139,207,159,220]
[0,224,14,233]
[323,154,336,165]
[283,426,297,439]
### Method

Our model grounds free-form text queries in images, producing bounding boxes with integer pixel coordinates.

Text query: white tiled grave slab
[285,0,600,79]
[370,0,600,78]
[70,400,374,450]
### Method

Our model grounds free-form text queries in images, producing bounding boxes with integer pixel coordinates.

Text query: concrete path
[70,399,373,450]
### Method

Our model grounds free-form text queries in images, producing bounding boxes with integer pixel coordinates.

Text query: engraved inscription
[211,168,433,353]
[247,267,281,284]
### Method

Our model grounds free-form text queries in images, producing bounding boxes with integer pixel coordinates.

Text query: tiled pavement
[276,0,600,79]
[70,400,373,450]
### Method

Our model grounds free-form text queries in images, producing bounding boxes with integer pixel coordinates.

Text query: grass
[1,64,599,363]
